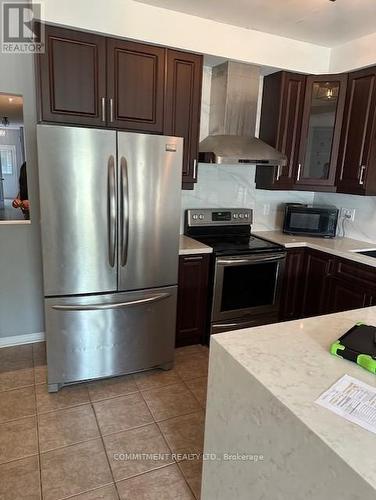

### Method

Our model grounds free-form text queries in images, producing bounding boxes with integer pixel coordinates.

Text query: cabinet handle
[183,255,203,261]
[193,159,197,180]
[109,98,114,123]
[359,165,366,185]
[297,163,302,182]
[101,97,106,122]
[276,165,281,181]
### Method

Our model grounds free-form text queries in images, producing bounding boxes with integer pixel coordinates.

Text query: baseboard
[0,332,45,348]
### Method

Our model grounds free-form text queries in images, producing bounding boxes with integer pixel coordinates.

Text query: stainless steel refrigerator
[37,125,183,392]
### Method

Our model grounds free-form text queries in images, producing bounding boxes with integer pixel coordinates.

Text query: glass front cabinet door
[295,74,348,190]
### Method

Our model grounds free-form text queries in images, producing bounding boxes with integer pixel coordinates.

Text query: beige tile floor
[0,342,209,500]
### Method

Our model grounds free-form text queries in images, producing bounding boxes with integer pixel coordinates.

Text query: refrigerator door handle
[107,156,116,267]
[51,292,171,311]
[120,156,129,267]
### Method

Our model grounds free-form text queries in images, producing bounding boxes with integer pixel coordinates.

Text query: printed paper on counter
[315,374,376,434]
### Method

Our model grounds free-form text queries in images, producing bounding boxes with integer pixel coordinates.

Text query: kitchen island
[202,307,376,500]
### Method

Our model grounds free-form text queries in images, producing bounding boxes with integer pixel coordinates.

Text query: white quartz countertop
[179,235,212,255]
[213,307,376,490]
[254,230,376,268]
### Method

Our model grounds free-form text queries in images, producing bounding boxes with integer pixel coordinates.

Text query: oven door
[212,252,286,323]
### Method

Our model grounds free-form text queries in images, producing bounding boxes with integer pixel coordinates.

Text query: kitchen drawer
[333,258,376,289]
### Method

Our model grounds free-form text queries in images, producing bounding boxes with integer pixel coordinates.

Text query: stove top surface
[190,234,284,256]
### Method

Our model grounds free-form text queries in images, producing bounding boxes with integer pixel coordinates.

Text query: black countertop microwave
[283,204,339,238]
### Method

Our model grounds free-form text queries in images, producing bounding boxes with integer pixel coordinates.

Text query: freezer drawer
[45,286,177,391]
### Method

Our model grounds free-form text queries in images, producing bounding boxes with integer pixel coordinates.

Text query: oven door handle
[213,321,245,328]
[217,254,285,265]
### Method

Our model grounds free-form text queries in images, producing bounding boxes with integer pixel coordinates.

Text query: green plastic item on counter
[330,323,376,375]
[357,354,376,374]
[330,340,345,357]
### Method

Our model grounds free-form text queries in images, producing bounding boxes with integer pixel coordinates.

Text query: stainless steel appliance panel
[212,253,286,322]
[117,132,183,291]
[37,125,118,296]
[45,286,177,390]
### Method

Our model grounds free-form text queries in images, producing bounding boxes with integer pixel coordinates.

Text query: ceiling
[134,0,376,47]
[0,94,24,129]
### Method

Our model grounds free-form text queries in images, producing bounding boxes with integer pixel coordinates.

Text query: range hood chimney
[199,61,286,166]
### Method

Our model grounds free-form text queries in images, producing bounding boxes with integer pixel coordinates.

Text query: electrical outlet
[340,207,355,221]
[263,203,270,216]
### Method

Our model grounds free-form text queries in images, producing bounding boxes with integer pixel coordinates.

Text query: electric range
[185,208,286,335]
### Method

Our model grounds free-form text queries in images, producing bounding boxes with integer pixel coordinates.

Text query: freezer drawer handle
[107,156,117,267]
[52,292,171,311]
[120,157,129,267]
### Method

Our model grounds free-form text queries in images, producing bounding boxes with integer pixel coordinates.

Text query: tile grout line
[0,451,39,467]
[91,399,121,500]
[32,343,44,500]
[114,462,181,487]
[55,481,116,500]
[0,381,35,394]
[180,377,207,411]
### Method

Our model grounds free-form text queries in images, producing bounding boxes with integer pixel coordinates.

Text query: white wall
[0,52,45,340]
[330,32,376,73]
[37,0,330,75]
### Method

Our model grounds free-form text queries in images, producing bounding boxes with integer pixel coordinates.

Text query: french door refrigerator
[37,125,183,392]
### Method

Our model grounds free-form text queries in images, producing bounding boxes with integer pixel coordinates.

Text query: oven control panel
[186,208,253,226]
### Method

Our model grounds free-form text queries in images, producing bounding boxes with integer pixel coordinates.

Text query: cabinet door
[280,249,306,321]
[302,250,332,317]
[164,49,203,189]
[37,25,106,126]
[107,39,165,132]
[257,72,306,189]
[337,67,376,195]
[295,74,347,190]
[326,277,373,314]
[176,254,210,347]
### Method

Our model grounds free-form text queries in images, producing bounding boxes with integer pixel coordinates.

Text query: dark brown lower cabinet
[326,277,373,314]
[280,248,306,321]
[176,254,210,347]
[281,248,376,321]
[301,250,333,318]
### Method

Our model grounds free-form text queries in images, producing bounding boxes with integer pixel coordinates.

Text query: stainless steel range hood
[199,61,286,166]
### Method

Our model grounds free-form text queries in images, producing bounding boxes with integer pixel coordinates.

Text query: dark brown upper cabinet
[164,49,203,189]
[336,67,376,195]
[36,25,204,189]
[37,25,106,126]
[106,39,165,133]
[257,71,306,190]
[295,74,347,191]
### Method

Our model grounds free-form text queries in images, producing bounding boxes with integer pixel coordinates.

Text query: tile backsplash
[314,192,376,244]
[180,164,314,232]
